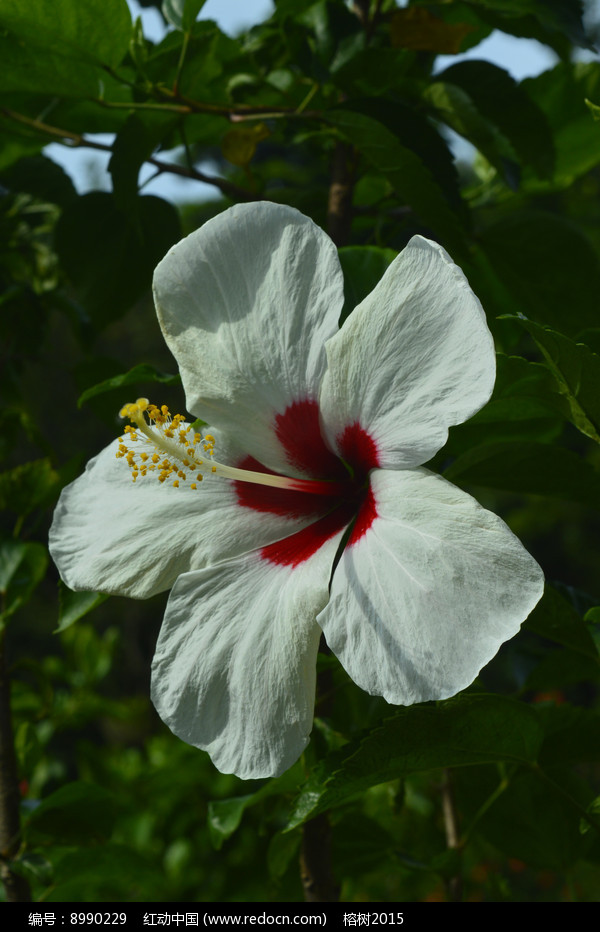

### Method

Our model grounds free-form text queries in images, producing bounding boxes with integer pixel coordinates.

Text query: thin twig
[0,108,264,202]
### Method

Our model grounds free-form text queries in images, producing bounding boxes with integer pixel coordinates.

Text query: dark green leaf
[207,794,255,850]
[57,582,109,633]
[537,703,600,765]
[0,0,132,68]
[0,539,48,622]
[462,0,593,50]
[109,115,157,217]
[445,355,565,454]
[338,245,397,324]
[0,154,76,207]
[77,364,180,407]
[163,0,207,32]
[478,211,600,335]
[436,60,554,179]
[26,781,118,844]
[55,193,181,328]
[287,694,543,828]
[468,766,590,869]
[0,458,61,516]
[524,585,600,662]
[425,79,521,188]
[327,108,467,258]
[444,439,600,509]
[513,318,600,444]
[0,34,101,96]
[524,63,600,186]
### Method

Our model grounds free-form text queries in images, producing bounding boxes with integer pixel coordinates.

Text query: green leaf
[326,108,467,258]
[0,458,61,516]
[445,355,565,454]
[537,704,600,766]
[0,0,132,68]
[513,318,600,444]
[425,80,521,188]
[436,60,554,179]
[26,781,118,844]
[0,539,48,623]
[524,585,600,662]
[109,115,157,217]
[163,0,207,32]
[524,63,600,186]
[0,154,77,207]
[338,245,397,324]
[478,211,600,336]
[56,582,109,633]
[0,33,101,96]
[77,364,180,408]
[208,762,303,849]
[287,694,543,828]
[207,794,255,850]
[465,766,590,869]
[444,439,600,509]
[55,193,181,328]
[462,0,593,50]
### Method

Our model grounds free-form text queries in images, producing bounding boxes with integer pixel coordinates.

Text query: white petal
[151,530,344,779]
[319,236,496,469]
[318,468,544,705]
[153,202,345,474]
[49,430,318,599]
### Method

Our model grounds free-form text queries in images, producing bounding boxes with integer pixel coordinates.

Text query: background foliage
[1,0,600,904]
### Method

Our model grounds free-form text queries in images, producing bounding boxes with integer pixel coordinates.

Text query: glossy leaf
[327,108,466,256]
[56,583,109,633]
[55,193,181,328]
[462,0,593,50]
[163,0,208,32]
[338,245,397,324]
[444,439,600,509]
[524,585,600,662]
[436,60,554,179]
[0,0,132,67]
[287,695,543,828]
[26,781,118,844]
[514,318,600,444]
[77,364,180,408]
[0,539,48,622]
[478,211,600,335]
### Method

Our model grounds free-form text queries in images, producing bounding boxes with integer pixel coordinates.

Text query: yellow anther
[211,466,217,473]
[205,434,215,443]
[173,480,179,488]
[190,483,197,490]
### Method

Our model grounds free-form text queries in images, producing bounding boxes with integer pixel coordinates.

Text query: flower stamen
[117,399,349,496]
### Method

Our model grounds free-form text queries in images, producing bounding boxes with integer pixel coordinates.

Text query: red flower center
[234,400,379,566]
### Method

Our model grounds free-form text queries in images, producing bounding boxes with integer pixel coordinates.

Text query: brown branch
[441,768,462,903]
[0,627,31,902]
[327,140,356,247]
[300,813,340,902]
[0,108,264,202]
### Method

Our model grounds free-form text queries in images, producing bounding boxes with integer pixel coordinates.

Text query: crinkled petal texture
[153,202,345,475]
[319,236,496,470]
[318,468,544,705]
[49,430,317,600]
[151,531,344,779]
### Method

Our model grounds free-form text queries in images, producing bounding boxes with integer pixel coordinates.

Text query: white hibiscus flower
[49,202,544,779]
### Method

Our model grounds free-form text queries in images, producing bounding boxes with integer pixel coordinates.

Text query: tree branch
[0,108,264,202]
[0,627,31,902]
